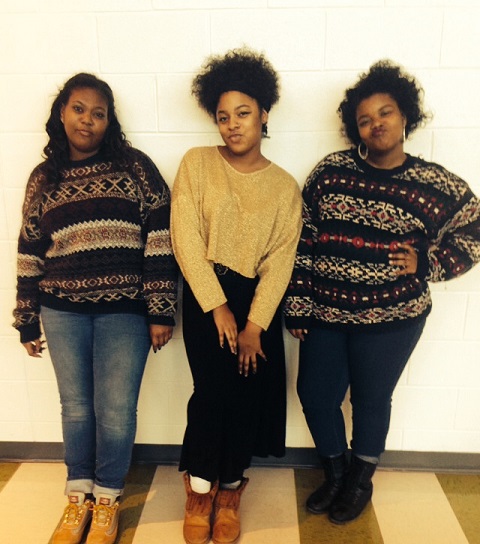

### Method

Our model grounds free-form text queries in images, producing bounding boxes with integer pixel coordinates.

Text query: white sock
[67,491,86,505]
[220,480,241,490]
[95,493,118,506]
[190,475,211,494]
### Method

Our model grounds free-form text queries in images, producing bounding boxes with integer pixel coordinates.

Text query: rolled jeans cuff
[93,483,124,499]
[65,479,94,495]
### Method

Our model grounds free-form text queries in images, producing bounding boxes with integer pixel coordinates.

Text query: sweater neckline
[67,152,105,168]
[353,149,415,176]
[215,146,273,176]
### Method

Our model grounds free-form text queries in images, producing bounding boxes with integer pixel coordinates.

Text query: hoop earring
[358,141,368,160]
[262,122,270,139]
[402,126,407,142]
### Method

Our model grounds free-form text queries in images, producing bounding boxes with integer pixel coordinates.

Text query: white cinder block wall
[1,0,479,456]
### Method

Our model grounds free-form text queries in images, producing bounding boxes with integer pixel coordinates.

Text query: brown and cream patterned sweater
[284,149,480,332]
[13,148,178,343]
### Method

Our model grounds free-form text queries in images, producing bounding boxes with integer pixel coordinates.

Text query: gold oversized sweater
[171,146,302,330]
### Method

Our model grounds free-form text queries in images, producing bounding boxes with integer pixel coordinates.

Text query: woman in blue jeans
[284,60,480,525]
[13,73,178,544]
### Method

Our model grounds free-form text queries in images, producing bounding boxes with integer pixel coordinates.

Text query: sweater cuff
[284,316,311,330]
[148,315,176,327]
[18,322,42,344]
[416,250,430,281]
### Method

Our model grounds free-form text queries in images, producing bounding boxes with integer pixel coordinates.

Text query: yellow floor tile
[0,462,66,544]
[131,465,186,544]
[1,462,478,543]
[133,466,300,544]
[372,470,469,544]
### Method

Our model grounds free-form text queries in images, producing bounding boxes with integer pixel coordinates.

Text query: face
[216,91,268,157]
[60,87,109,161]
[356,93,406,158]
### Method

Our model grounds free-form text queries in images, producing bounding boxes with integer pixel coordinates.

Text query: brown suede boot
[212,478,249,544]
[183,472,218,544]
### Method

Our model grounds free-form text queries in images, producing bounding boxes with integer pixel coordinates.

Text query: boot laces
[62,502,89,526]
[92,503,116,527]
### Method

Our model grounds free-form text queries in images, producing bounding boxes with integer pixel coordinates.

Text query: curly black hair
[337,59,430,146]
[43,73,131,185]
[191,47,280,136]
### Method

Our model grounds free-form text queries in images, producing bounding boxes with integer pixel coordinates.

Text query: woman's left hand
[237,321,266,377]
[389,243,418,276]
[150,324,173,353]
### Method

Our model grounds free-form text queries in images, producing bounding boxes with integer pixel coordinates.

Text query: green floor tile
[437,473,480,544]
[294,468,384,544]
[117,464,159,544]
[0,462,20,493]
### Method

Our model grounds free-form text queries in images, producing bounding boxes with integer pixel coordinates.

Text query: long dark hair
[43,73,131,185]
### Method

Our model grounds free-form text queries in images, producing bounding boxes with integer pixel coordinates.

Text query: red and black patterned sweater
[283,149,480,332]
[13,148,178,343]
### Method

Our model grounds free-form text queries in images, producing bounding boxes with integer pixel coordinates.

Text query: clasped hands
[213,303,265,377]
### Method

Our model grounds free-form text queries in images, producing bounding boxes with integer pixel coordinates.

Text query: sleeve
[170,150,227,313]
[12,166,50,343]
[420,173,480,282]
[133,150,178,326]
[283,165,322,330]
[247,180,303,330]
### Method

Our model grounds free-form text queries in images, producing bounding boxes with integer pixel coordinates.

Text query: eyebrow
[357,104,394,121]
[217,104,252,114]
[71,100,107,112]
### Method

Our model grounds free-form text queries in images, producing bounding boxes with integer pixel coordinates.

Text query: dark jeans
[297,318,426,459]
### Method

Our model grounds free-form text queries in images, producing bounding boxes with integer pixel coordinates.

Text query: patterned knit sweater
[283,149,480,332]
[13,148,178,343]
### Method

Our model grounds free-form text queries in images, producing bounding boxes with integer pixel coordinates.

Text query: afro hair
[192,46,280,119]
[337,59,430,146]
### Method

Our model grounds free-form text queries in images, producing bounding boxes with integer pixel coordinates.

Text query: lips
[77,129,93,137]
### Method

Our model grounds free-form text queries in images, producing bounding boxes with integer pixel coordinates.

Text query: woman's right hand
[288,329,308,341]
[212,303,238,354]
[22,338,45,358]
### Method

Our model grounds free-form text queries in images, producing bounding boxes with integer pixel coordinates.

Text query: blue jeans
[297,319,426,459]
[41,307,151,497]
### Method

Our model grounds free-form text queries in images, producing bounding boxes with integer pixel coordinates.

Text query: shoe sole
[306,504,330,515]
[183,535,211,544]
[212,531,241,544]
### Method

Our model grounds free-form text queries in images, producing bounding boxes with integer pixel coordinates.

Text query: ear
[261,109,268,125]
[60,104,65,123]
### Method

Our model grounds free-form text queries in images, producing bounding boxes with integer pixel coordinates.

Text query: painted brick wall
[1,0,479,454]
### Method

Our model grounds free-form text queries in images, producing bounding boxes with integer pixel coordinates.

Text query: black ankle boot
[329,455,376,524]
[306,452,348,514]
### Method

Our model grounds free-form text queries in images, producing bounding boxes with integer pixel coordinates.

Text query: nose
[371,115,382,128]
[228,116,239,130]
[81,112,94,126]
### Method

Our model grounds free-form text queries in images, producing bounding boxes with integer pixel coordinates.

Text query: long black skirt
[179,267,286,483]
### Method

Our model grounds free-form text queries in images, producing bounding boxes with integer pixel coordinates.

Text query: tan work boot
[212,478,249,544]
[183,472,218,544]
[52,492,93,544]
[86,493,119,544]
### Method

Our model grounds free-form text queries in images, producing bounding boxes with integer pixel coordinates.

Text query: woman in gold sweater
[171,47,302,544]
